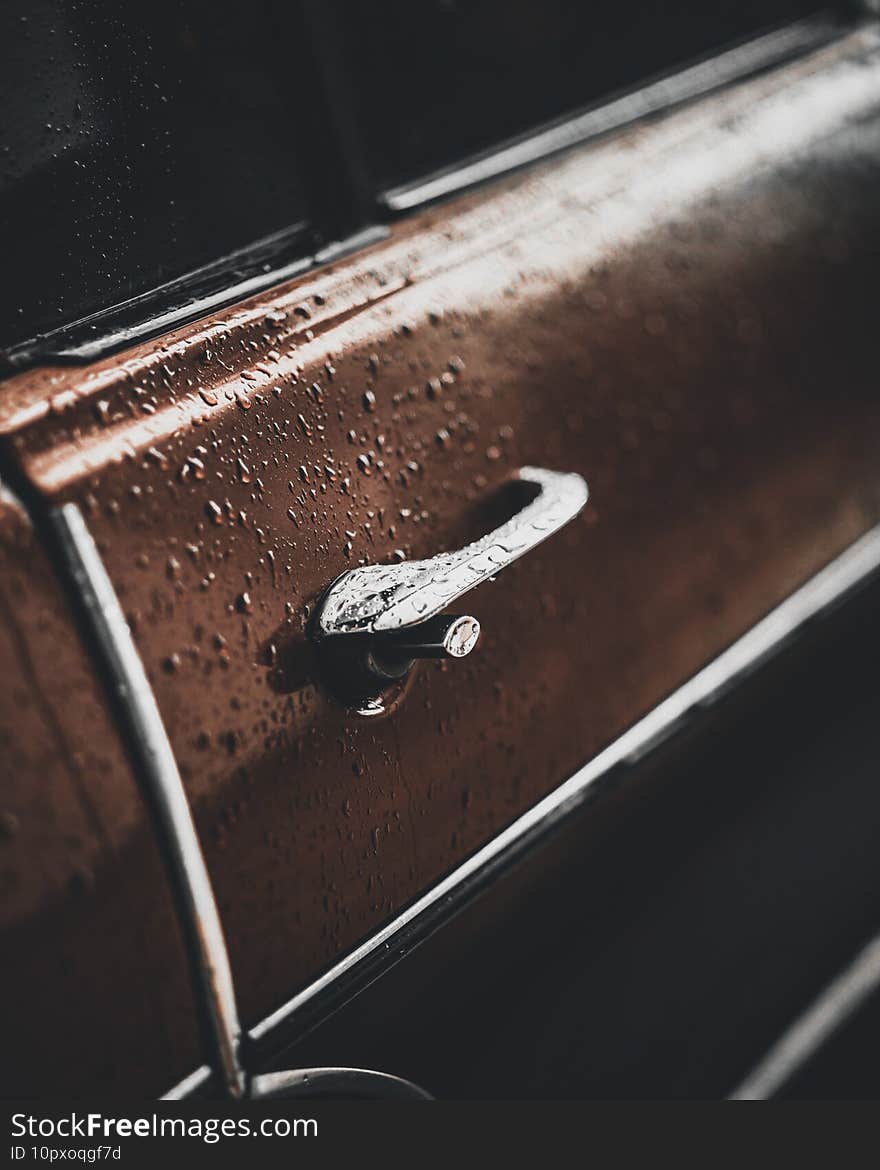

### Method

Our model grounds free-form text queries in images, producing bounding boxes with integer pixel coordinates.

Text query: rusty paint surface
[2,30,880,1092]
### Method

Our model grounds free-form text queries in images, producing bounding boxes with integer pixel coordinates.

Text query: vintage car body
[2,6,880,1098]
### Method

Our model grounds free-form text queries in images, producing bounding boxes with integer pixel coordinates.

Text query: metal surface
[5,28,880,1095]
[315,466,585,700]
[244,523,880,1055]
[2,225,388,372]
[377,614,482,664]
[45,500,437,1103]
[47,503,246,1100]
[316,467,587,636]
[167,519,880,1097]
[255,579,880,1101]
[0,481,201,1096]
[730,929,880,1100]
[251,1067,432,1101]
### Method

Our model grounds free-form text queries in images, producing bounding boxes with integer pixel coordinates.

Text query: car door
[2,1,880,1096]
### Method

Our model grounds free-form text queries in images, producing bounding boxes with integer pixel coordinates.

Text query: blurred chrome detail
[251,1067,432,1101]
[382,15,848,213]
[730,929,880,1100]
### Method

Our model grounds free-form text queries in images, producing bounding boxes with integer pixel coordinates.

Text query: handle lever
[371,613,482,678]
[314,466,588,703]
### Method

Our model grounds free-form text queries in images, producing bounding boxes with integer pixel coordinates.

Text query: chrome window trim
[4,14,862,374]
[2,225,387,373]
[381,13,851,214]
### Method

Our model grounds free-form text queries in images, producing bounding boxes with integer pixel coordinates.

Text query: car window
[1,0,829,357]
[0,0,313,350]
[327,0,827,188]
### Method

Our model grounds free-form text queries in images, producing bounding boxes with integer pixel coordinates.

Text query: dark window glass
[328,0,827,189]
[0,0,312,350]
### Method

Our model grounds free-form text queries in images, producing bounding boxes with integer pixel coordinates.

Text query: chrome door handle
[314,466,588,705]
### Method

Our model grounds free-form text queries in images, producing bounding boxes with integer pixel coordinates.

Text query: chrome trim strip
[253,525,880,1041]
[382,14,848,213]
[166,524,880,1098]
[251,1067,432,1101]
[162,1063,213,1101]
[50,504,246,1099]
[730,929,880,1099]
[4,225,388,371]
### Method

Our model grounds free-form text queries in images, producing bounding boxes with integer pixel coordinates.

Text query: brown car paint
[2,29,880,1094]
[0,487,200,1095]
